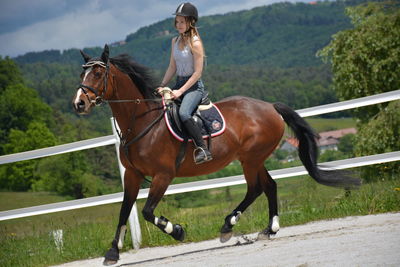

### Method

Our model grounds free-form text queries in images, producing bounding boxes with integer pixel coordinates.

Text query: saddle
[161,89,225,142]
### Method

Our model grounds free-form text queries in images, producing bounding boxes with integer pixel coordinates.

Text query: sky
[0,0,312,58]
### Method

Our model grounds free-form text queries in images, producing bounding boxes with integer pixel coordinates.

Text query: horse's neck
[109,74,157,135]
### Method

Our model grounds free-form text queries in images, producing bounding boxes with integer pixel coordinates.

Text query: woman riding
[157,2,212,164]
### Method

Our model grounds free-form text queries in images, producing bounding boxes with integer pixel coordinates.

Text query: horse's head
[73,44,113,114]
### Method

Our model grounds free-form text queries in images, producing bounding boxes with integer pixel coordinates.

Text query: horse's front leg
[104,168,144,266]
[142,174,185,241]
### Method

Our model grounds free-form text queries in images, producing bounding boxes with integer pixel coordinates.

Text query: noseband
[78,60,110,106]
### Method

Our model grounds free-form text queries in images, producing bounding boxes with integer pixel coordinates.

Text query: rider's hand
[171,89,183,99]
[157,87,164,93]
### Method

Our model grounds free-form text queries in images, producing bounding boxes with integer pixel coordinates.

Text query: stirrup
[193,147,212,164]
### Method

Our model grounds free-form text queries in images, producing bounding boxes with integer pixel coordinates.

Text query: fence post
[110,117,142,250]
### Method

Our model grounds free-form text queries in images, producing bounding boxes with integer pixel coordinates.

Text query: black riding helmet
[173,2,198,22]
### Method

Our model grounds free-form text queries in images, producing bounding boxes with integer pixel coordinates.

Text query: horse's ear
[101,44,109,63]
[80,50,91,63]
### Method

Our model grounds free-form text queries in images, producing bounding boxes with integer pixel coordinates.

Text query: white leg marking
[230,211,241,225]
[118,225,127,249]
[154,216,173,234]
[164,222,173,234]
[271,216,280,232]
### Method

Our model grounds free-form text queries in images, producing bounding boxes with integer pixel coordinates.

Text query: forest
[0,0,398,198]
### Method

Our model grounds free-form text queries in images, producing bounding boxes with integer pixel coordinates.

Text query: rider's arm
[159,38,177,89]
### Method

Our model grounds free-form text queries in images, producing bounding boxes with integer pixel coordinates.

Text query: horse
[72,45,360,265]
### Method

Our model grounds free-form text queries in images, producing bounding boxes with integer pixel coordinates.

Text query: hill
[14,1,364,68]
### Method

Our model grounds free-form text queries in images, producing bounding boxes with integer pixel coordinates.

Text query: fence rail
[296,89,400,117]
[0,135,116,165]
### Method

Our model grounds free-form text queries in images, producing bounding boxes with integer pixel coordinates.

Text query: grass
[1,174,399,267]
[0,192,69,211]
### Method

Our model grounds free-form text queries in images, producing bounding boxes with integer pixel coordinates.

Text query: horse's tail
[273,102,361,189]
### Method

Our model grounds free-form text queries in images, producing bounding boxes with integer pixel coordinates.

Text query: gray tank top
[173,35,199,77]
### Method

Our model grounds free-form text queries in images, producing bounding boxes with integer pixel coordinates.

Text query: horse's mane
[109,54,158,99]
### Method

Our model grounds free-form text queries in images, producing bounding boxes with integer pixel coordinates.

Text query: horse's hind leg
[141,174,185,241]
[220,164,263,242]
[104,169,144,265]
[257,167,280,240]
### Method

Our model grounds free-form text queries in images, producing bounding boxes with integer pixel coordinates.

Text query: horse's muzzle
[73,88,92,114]
[74,99,86,113]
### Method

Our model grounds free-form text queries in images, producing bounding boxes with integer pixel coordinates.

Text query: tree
[0,122,57,191]
[338,133,356,156]
[318,1,400,122]
[0,56,23,92]
[318,1,400,180]
[33,152,106,198]
[0,83,54,153]
[354,101,400,181]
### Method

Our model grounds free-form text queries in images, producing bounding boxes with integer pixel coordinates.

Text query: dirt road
[55,212,400,267]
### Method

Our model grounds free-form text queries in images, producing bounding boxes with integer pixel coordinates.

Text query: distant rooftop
[282,128,357,149]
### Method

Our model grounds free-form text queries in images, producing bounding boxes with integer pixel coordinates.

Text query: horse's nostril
[74,99,86,113]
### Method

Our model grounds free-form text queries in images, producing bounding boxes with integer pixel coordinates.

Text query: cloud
[0,0,179,57]
[1,9,114,56]
[201,0,279,15]
[0,0,310,57]
[0,0,82,34]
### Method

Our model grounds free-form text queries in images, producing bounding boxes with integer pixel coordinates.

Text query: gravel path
[54,212,400,267]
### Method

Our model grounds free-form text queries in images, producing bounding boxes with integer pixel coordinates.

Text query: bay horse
[73,45,360,265]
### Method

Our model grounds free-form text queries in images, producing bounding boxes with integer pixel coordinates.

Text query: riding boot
[183,118,213,164]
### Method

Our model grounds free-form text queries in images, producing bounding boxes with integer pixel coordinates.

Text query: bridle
[77,60,163,105]
[78,60,110,106]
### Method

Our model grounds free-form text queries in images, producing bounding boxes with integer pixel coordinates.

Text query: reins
[106,98,163,104]
[109,97,166,171]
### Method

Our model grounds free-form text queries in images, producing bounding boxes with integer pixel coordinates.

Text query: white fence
[0,90,399,249]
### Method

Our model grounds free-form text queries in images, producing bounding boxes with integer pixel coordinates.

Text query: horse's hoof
[104,246,119,266]
[220,231,233,243]
[171,224,185,241]
[257,231,270,241]
[257,228,277,241]
[103,259,118,266]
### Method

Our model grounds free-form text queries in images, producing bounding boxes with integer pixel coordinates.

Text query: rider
[157,2,212,164]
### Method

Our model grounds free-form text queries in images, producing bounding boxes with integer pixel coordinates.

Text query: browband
[82,61,107,68]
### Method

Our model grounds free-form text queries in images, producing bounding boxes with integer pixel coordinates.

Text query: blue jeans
[173,76,205,122]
